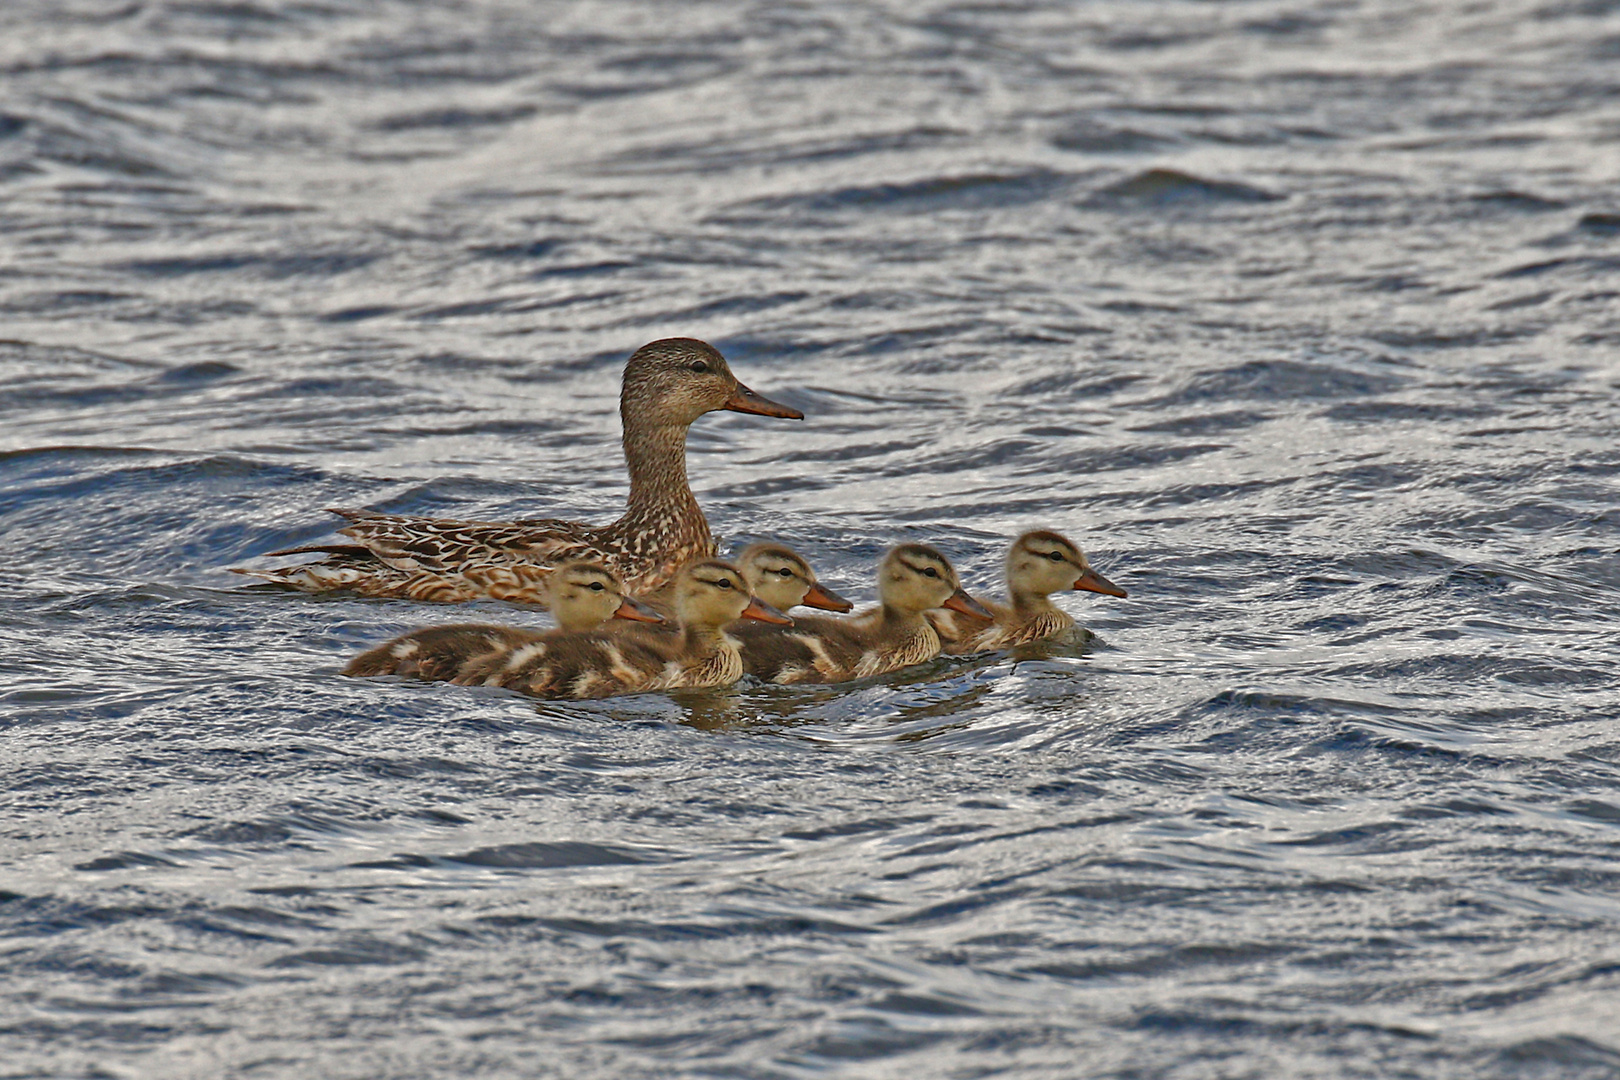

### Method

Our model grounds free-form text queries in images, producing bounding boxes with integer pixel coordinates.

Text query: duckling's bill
[802,582,854,612]
[1074,567,1127,598]
[944,588,994,619]
[614,595,666,622]
[742,597,794,624]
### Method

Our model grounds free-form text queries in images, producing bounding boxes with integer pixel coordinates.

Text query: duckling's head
[622,338,803,428]
[545,561,665,632]
[671,559,793,629]
[877,544,992,619]
[1008,530,1127,599]
[735,543,853,613]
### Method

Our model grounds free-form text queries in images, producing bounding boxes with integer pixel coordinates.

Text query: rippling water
[4,1,1620,1076]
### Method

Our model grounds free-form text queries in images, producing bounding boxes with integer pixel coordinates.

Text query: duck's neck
[878,604,928,633]
[615,420,712,552]
[1010,591,1069,627]
[679,623,727,658]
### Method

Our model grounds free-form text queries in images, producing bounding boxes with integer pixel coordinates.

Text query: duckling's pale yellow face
[738,543,853,613]
[547,562,664,631]
[878,544,962,615]
[738,545,813,612]
[672,560,792,629]
[547,562,629,632]
[1008,531,1087,598]
[1009,529,1128,599]
[621,339,802,427]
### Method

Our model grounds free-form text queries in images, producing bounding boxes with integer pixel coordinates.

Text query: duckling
[235,338,802,602]
[344,561,662,681]
[456,560,791,699]
[927,530,1127,654]
[733,543,991,684]
[638,541,852,619]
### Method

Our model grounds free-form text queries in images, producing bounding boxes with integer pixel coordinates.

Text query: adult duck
[927,529,1126,653]
[638,541,851,619]
[236,338,801,603]
[457,560,790,699]
[734,543,990,684]
[344,561,663,681]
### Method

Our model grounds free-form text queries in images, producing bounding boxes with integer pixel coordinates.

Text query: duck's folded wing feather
[329,508,598,572]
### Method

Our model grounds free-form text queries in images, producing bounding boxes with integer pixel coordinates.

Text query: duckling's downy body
[237,339,801,603]
[456,560,790,699]
[735,544,989,684]
[639,542,851,619]
[345,562,662,680]
[928,530,1126,653]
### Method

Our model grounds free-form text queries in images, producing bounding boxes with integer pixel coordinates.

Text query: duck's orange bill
[741,596,794,625]
[802,582,854,613]
[724,381,804,420]
[1074,568,1127,598]
[613,596,666,623]
[943,588,994,620]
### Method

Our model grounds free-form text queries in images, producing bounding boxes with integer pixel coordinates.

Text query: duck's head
[878,544,992,619]
[621,338,802,427]
[1009,530,1127,599]
[736,542,853,613]
[546,561,665,632]
[671,559,794,630]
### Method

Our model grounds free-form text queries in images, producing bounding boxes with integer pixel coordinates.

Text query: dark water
[3,1,1620,1076]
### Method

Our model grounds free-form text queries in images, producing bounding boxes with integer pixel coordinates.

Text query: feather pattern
[346,560,782,701]
[233,339,801,604]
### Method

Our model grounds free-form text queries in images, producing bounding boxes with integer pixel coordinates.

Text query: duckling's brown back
[345,624,544,682]
[458,629,669,699]
[733,611,875,682]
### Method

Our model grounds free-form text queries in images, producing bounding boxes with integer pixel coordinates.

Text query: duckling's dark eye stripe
[898,559,944,577]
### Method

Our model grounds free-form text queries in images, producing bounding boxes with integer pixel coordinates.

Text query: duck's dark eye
[777,568,795,577]
[589,581,605,591]
[716,578,733,589]
[1046,551,1066,562]
[922,567,939,579]
[689,360,710,373]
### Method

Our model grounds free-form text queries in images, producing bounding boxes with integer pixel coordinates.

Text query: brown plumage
[927,530,1127,654]
[734,543,991,684]
[343,561,661,679]
[638,542,852,620]
[455,560,791,699]
[234,339,802,603]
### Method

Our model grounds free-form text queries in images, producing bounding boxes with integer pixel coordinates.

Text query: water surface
[2,1,1620,1076]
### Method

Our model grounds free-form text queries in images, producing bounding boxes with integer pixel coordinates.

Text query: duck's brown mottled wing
[232,554,421,597]
[232,507,707,602]
[232,510,609,603]
[331,508,598,573]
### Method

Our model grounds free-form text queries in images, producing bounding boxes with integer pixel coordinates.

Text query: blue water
[3,1,1620,1076]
